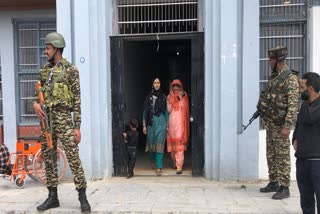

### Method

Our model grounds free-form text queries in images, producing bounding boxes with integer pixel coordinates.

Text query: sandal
[155,168,162,176]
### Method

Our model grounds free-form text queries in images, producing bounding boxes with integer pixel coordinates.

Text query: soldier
[33,32,91,212]
[258,46,300,200]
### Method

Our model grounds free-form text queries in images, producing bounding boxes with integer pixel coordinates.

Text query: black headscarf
[144,77,167,126]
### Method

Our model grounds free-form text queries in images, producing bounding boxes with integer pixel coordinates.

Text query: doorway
[111,33,204,177]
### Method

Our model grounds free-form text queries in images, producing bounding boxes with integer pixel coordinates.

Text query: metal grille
[260,0,307,23]
[0,54,3,121]
[259,0,307,129]
[14,20,56,124]
[260,0,307,90]
[117,0,198,35]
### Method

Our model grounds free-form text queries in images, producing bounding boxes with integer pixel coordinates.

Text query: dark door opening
[111,33,204,177]
[124,39,192,175]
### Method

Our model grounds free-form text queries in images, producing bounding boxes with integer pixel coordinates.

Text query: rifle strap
[49,109,53,137]
[271,68,293,94]
[50,65,66,89]
[47,68,54,87]
[47,64,67,95]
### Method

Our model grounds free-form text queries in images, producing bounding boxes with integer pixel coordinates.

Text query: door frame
[110,32,204,176]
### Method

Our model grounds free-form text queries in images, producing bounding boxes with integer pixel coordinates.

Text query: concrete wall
[56,0,114,179]
[259,131,297,181]
[3,0,314,181]
[237,0,260,180]
[61,0,261,181]
[0,10,55,153]
[0,3,113,180]
[204,0,260,180]
[258,4,320,181]
[309,5,320,75]
[257,3,320,182]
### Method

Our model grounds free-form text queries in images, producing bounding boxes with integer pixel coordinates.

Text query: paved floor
[0,173,302,214]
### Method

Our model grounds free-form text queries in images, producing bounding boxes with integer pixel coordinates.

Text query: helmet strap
[273,62,278,73]
[47,48,58,65]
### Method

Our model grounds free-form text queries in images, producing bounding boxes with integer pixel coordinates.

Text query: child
[123,119,139,179]
[0,143,10,176]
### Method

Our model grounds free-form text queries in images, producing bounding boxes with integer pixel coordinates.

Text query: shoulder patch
[66,65,78,73]
[41,62,51,69]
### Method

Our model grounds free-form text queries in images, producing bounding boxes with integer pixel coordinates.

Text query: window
[14,20,56,125]
[259,0,307,91]
[259,0,307,129]
[116,0,199,35]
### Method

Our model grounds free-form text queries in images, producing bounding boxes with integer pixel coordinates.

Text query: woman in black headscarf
[142,77,168,176]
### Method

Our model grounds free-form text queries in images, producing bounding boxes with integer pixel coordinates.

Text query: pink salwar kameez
[166,80,190,172]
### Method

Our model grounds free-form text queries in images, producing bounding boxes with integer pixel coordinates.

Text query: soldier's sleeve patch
[287,75,299,88]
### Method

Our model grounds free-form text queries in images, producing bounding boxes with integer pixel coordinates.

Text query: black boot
[272,186,290,200]
[260,181,279,193]
[37,187,60,211]
[78,188,91,213]
[127,169,134,179]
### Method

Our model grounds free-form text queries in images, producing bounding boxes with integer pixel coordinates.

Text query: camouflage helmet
[44,32,66,48]
[268,46,287,61]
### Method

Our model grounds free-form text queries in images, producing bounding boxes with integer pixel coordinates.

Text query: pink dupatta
[166,79,190,152]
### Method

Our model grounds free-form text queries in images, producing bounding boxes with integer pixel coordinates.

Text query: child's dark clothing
[126,130,139,176]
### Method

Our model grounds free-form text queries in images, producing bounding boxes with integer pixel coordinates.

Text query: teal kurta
[143,90,168,169]
[145,113,167,153]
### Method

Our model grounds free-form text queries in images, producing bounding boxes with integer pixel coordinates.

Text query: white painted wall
[56,0,114,179]
[218,0,240,181]
[1,1,311,181]
[0,10,55,153]
[257,5,320,182]
[205,0,260,180]
[259,130,297,181]
[257,4,320,182]
[0,3,113,180]
[56,0,72,61]
[310,6,320,75]
[204,0,221,181]
[237,0,260,180]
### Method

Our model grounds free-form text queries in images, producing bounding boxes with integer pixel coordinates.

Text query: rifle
[242,111,260,132]
[35,81,55,172]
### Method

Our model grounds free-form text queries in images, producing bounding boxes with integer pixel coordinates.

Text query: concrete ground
[0,172,302,214]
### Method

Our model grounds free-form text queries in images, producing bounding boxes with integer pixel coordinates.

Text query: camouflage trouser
[41,107,87,190]
[265,121,291,187]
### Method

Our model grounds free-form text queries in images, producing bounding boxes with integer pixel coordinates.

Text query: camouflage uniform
[36,59,86,190]
[258,48,300,187]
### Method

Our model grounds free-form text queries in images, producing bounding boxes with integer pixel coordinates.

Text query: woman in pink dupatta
[167,79,189,174]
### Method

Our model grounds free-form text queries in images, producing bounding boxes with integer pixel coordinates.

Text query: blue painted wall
[0,0,260,180]
[204,0,260,180]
